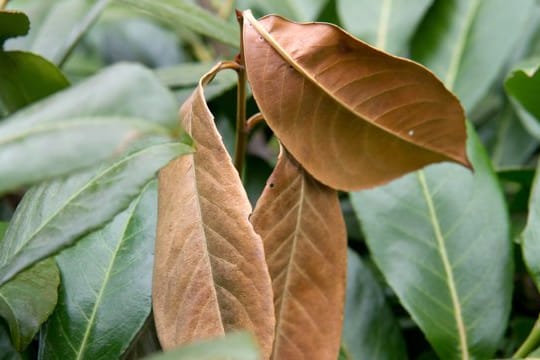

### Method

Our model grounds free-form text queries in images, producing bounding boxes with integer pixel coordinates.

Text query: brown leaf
[251,148,347,360]
[242,10,471,191]
[153,63,275,357]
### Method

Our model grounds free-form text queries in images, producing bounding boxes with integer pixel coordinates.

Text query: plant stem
[233,11,248,174]
[515,314,540,358]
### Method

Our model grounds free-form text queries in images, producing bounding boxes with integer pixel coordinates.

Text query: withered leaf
[251,149,347,360]
[242,10,470,191]
[153,63,275,357]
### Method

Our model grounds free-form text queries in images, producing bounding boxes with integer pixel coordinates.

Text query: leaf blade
[250,150,347,359]
[242,11,469,191]
[40,181,158,359]
[153,65,274,357]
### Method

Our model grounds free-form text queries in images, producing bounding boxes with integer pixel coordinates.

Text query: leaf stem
[233,11,247,174]
[246,113,265,132]
[514,314,540,358]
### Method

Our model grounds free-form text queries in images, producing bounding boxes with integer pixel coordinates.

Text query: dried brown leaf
[251,149,347,360]
[153,63,275,357]
[242,10,471,191]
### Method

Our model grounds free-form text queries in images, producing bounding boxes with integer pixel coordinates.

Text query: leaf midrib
[272,170,305,359]
[75,181,149,359]
[417,172,469,359]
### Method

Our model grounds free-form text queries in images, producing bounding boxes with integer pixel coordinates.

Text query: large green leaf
[337,0,432,56]
[0,116,169,195]
[0,259,59,351]
[116,0,238,47]
[6,0,110,66]
[40,181,157,359]
[411,0,535,112]
[0,51,69,114]
[342,250,407,360]
[0,140,192,287]
[145,332,260,360]
[0,63,179,193]
[0,10,29,46]
[522,160,540,290]
[351,124,511,359]
[505,57,540,138]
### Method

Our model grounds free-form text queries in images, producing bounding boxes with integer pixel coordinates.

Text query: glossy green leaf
[351,124,511,359]
[0,116,170,194]
[337,0,432,56]
[6,0,110,65]
[505,57,540,138]
[0,140,192,287]
[0,51,69,113]
[522,160,540,291]
[145,332,260,360]
[412,0,535,112]
[40,181,158,359]
[0,10,29,46]
[342,250,407,360]
[0,258,59,351]
[116,0,238,47]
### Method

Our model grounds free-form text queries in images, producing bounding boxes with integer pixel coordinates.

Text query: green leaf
[342,250,407,360]
[337,0,432,56]
[0,320,22,360]
[0,258,59,351]
[505,57,540,138]
[0,116,170,195]
[351,124,512,359]
[0,51,69,113]
[0,140,192,287]
[0,222,7,239]
[6,0,110,66]
[411,0,535,112]
[522,160,540,291]
[40,181,158,359]
[116,0,238,47]
[144,332,260,360]
[0,10,29,46]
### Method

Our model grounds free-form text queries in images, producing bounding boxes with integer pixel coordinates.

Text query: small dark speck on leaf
[269,183,274,188]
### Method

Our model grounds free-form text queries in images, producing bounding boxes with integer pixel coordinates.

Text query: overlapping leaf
[337,0,432,56]
[0,139,191,286]
[250,149,346,359]
[0,259,59,351]
[351,125,512,359]
[242,10,469,191]
[153,64,274,357]
[40,182,158,359]
[411,0,535,112]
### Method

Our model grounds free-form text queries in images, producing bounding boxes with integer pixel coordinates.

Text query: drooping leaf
[0,258,59,351]
[505,57,540,138]
[40,181,158,359]
[351,124,512,359]
[337,0,433,56]
[0,116,170,195]
[0,10,29,46]
[250,149,346,360]
[0,51,69,114]
[0,139,192,287]
[411,0,535,112]
[144,332,260,360]
[342,250,407,360]
[153,64,274,356]
[522,160,540,291]
[242,10,469,191]
[116,0,238,47]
